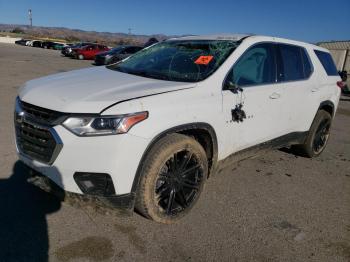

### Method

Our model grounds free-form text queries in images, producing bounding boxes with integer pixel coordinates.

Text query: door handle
[269,92,281,99]
[311,87,319,92]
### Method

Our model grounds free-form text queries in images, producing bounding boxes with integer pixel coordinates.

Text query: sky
[0,0,349,43]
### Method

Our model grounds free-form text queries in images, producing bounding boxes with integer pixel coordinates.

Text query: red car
[73,44,110,60]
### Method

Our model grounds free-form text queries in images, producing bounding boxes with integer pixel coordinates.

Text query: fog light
[73,172,116,196]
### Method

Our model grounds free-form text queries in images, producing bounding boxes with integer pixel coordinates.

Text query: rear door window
[314,50,338,76]
[277,44,304,81]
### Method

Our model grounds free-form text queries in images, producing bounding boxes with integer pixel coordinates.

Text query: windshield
[108,40,239,82]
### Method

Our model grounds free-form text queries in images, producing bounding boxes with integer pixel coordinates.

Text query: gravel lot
[0,43,349,262]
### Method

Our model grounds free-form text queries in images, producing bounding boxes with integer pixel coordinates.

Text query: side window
[278,44,304,81]
[314,50,338,76]
[229,43,276,87]
[301,48,313,78]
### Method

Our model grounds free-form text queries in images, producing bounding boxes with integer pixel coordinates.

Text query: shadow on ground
[0,161,61,262]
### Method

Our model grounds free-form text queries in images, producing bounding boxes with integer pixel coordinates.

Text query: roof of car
[167,34,326,51]
[168,34,251,41]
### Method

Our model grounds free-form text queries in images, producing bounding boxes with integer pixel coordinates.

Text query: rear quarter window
[314,50,338,76]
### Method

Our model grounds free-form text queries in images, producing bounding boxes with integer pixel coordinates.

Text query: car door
[274,43,318,134]
[91,45,101,58]
[84,46,93,58]
[221,42,285,156]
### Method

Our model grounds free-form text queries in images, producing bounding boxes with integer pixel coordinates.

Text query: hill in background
[0,24,174,46]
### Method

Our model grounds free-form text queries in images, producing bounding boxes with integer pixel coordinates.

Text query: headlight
[62,111,148,136]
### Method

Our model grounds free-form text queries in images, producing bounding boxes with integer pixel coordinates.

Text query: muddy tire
[135,133,208,224]
[295,110,332,158]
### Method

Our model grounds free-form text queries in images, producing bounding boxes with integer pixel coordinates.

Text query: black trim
[73,172,116,196]
[319,100,335,116]
[130,123,218,194]
[215,131,308,173]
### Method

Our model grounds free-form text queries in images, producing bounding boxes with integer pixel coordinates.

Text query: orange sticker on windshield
[194,55,213,65]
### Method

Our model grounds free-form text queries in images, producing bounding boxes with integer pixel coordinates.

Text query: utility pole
[127,28,133,44]
[28,9,32,27]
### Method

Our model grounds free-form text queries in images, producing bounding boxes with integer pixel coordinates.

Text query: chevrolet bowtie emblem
[15,111,25,124]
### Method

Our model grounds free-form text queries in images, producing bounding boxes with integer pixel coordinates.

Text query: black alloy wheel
[155,149,203,216]
[313,118,331,154]
[293,110,332,158]
[135,133,208,223]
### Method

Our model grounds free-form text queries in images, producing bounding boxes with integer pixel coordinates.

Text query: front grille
[20,100,64,126]
[15,98,63,164]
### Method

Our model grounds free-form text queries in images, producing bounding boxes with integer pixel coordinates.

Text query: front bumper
[27,167,135,214]
[17,125,150,195]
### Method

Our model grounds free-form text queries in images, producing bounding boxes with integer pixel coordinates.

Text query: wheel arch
[131,122,218,194]
[318,100,335,117]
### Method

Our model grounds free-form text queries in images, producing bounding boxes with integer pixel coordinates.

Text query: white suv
[15,34,341,223]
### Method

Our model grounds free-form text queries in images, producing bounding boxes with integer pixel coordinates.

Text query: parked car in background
[31,40,43,48]
[61,42,92,57]
[15,34,341,223]
[15,39,31,46]
[338,70,349,93]
[72,44,110,60]
[144,37,159,48]
[94,45,143,65]
[53,43,67,50]
[41,41,57,49]
[26,40,34,46]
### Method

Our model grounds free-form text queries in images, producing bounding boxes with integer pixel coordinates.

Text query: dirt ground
[0,43,349,262]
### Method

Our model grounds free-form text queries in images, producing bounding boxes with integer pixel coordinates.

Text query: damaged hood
[19,67,195,113]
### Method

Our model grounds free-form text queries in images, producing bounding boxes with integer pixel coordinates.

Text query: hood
[19,67,195,113]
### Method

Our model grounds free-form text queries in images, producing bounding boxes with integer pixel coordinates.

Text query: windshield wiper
[128,70,170,81]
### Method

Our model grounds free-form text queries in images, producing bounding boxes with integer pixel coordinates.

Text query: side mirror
[224,80,242,93]
[224,80,237,89]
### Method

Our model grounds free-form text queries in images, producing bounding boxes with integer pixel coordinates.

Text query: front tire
[78,54,84,60]
[135,133,208,223]
[297,110,332,157]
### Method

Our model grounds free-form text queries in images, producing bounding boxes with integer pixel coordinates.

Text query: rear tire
[135,133,208,224]
[78,54,84,60]
[295,110,332,158]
